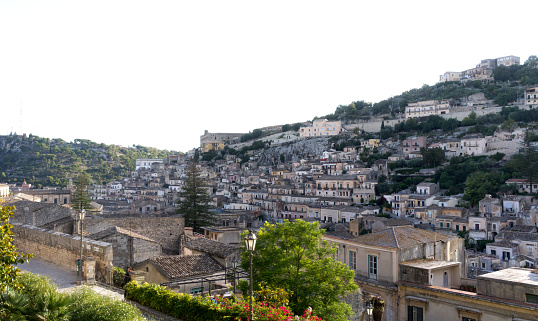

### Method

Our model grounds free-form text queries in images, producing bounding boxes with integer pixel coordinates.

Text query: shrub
[125,281,326,321]
[69,286,145,321]
[113,267,125,288]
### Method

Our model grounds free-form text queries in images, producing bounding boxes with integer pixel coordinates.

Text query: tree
[510,130,538,193]
[463,171,498,207]
[421,147,446,167]
[0,203,33,291]
[500,118,517,132]
[71,173,91,211]
[175,163,215,232]
[241,220,358,321]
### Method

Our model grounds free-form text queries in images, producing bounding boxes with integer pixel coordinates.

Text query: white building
[460,136,488,156]
[0,184,9,197]
[136,158,164,171]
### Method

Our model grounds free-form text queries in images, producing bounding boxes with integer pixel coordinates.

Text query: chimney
[184,227,194,236]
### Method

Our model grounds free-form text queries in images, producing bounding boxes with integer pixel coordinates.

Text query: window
[407,306,423,321]
[456,225,460,231]
[349,251,357,270]
[490,249,496,256]
[462,317,476,321]
[481,263,486,268]
[502,251,510,260]
[368,255,377,280]
[526,293,538,304]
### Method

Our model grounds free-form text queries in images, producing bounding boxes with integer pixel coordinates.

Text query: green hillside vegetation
[0,134,175,188]
[323,55,537,120]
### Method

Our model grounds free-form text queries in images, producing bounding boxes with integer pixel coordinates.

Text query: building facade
[299,119,342,138]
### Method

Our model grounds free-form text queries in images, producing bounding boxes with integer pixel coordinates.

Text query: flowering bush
[125,281,325,321]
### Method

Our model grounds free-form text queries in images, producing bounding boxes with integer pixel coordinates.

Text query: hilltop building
[299,119,342,138]
[405,100,453,119]
[439,55,520,83]
[200,130,245,152]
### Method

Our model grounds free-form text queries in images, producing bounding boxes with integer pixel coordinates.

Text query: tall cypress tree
[71,173,91,211]
[176,162,215,232]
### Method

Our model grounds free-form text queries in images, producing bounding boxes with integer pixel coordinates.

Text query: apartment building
[405,100,452,119]
[299,119,342,138]
[460,135,488,156]
[324,226,464,321]
[402,136,427,155]
[525,86,538,108]
[496,55,520,67]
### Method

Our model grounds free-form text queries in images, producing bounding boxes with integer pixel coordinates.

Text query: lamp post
[244,230,257,321]
[231,257,238,294]
[78,208,86,282]
[366,301,373,321]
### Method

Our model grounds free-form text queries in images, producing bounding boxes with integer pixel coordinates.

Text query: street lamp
[231,257,238,294]
[366,301,373,321]
[78,208,86,282]
[244,230,257,321]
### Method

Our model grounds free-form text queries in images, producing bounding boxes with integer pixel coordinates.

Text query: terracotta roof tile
[350,226,456,249]
[149,254,223,279]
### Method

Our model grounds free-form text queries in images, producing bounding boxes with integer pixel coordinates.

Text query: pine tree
[176,163,215,232]
[71,173,91,211]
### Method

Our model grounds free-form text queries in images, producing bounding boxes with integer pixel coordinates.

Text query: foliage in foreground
[124,281,325,321]
[0,203,33,291]
[0,273,144,321]
[240,220,358,321]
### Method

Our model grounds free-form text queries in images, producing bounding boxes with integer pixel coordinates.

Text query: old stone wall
[12,223,113,283]
[98,234,161,269]
[84,217,184,251]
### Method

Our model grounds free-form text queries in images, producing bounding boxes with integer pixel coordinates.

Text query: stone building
[133,254,225,294]
[88,226,162,269]
[324,226,464,321]
[399,267,537,321]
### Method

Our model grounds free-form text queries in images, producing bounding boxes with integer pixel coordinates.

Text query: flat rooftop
[477,268,538,287]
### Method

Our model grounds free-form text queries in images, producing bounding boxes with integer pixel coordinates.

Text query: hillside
[321,56,538,122]
[0,134,176,188]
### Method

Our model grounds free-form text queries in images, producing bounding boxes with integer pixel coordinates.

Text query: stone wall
[12,223,113,283]
[84,216,184,251]
[99,233,162,269]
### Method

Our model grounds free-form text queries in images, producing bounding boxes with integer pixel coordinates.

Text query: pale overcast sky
[0,0,535,152]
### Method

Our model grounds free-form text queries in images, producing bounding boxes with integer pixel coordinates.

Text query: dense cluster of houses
[2,120,538,319]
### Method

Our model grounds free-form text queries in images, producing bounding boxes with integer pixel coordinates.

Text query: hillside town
[1,55,538,321]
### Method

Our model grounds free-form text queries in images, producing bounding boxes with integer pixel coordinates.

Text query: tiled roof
[324,230,355,240]
[488,239,518,249]
[89,226,160,244]
[185,237,238,258]
[350,226,455,249]
[149,254,223,279]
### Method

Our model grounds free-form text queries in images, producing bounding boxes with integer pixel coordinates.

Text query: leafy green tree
[463,171,499,207]
[71,173,91,211]
[421,147,446,167]
[176,163,215,232]
[500,118,517,132]
[241,220,358,321]
[0,204,33,291]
